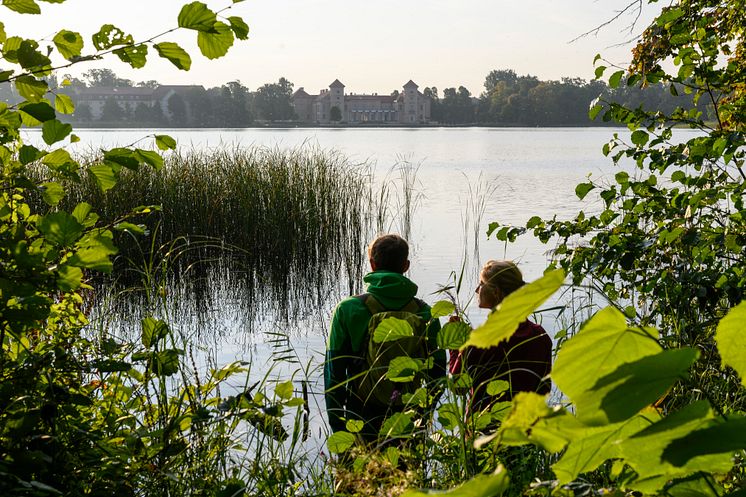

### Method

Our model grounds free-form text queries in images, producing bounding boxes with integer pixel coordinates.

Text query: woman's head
[476,260,525,309]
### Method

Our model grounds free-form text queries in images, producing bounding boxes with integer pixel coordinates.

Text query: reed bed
[58,146,375,325]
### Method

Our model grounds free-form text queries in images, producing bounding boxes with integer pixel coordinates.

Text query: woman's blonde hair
[480,260,525,296]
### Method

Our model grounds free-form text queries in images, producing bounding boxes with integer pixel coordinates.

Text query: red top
[450,320,552,410]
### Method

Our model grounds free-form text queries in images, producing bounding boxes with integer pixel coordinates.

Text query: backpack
[355,294,432,409]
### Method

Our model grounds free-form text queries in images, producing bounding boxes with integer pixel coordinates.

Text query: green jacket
[324,271,446,433]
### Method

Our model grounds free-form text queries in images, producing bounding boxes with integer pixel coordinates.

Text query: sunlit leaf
[486,379,509,396]
[715,302,746,387]
[42,119,72,145]
[462,269,564,349]
[437,321,471,349]
[38,211,83,246]
[386,356,420,382]
[142,316,170,348]
[345,419,364,433]
[113,222,145,235]
[19,101,55,124]
[430,300,456,318]
[88,163,116,191]
[15,75,48,102]
[274,380,293,400]
[663,416,746,467]
[54,93,75,114]
[92,24,133,50]
[327,430,355,454]
[155,134,177,150]
[114,43,148,69]
[53,29,83,59]
[154,42,192,70]
[197,21,234,60]
[41,148,73,168]
[402,467,509,497]
[39,181,64,205]
[609,70,624,88]
[380,411,413,437]
[2,0,40,15]
[178,1,217,31]
[56,264,82,291]
[373,317,414,343]
[227,16,249,40]
[575,182,594,200]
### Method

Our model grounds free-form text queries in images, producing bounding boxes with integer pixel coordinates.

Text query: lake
[23,126,699,440]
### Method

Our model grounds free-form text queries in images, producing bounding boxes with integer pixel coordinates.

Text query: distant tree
[167,93,187,124]
[330,105,342,122]
[253,77,296,121]
[62,73,86,87]
[390,89,400,99]
[440,86,475,124]
[100,97,124,121]
[84,68,132,87]
[184,86,214,126]
[133,102,164,125]
[137,80,160,89]
[73,101,92,121]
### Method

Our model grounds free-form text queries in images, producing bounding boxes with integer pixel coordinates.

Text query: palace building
[292,79,430,124]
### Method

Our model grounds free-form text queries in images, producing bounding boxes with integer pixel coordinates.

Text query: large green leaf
[53,93,74,114]
[2,0,41,15]
[42,118,72,145]
[91,24,133,50]
[386,356,421,382]
[619,401,734,493]
[134,148,163,171]
[715,301,746,387]
[197,21,234,60]
[39,181,64,205]
[462,269,564,349]
[38,211,83,246]
[380,411,414,437]
[154,42,192,70]
[67,232,118,272]
[430,300,456,318]
[402,468,509,497]
[114,44,148,69]
[373,317,414,343]
[227,16,249,40]
[327,431,355,454]
[53,29,83,59]
[552,412,656,484]
[142,316,170,348]
[88,163,116,191]
[56,264,83,291]
[41,148,73,168]
[178,1,217,31]
[437,321,471,349]
[573,348,699,426]
[15,75,47,102]
[552,307,661,412]
[19,101,55,124]
[664,416,746,469]
[155,134,177,150]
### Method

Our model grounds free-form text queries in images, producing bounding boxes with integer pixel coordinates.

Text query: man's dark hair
[368,234,409,273]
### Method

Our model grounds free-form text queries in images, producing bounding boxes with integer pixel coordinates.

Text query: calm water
[24,127,699,441]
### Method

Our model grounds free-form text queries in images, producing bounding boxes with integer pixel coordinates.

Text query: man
[324,234,446,440]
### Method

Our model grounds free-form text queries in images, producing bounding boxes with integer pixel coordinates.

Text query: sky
[4,0,661,95]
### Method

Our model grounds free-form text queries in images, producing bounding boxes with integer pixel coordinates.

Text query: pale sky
[4,0,660,95]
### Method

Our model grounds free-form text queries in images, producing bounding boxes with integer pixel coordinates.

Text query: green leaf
[114,43,148,69]
[575,182,594,200]
[39,181,64,205]
[588,103,603,120]
[402,468,509,497]
[53,30,83,59]
[113,222,145,235]
[19,144,43,164]
[155,134,177,150]
[715,302,746,387]
[631,129,649,147]
[54,93,75,114]
[380,411,414,437]
[41,148,73,168]
[197,21,234,60]
[67,233,118,272]
[345,419,364,433]
[663,416,746,467]
[15,75,47,102]
[19,101,55,124]
[91,24,133,50]
[486,379,509,396]
[609,70,625,88]
[56,264,83,291]
[462,269,564,349]
[134,149,163,170]
[552,308,663,421]
[437,321,471,349]
[152,348,182,376]
[38,211,83,246]
[402,387,429,408]
[154,42,192,70]
[386,356,421,382]
[274,380,293,400]
[42,119,72,145]
[228,16,249,40]
[88,163,116,191]
[430,300,456,318]
[142,316,170,348]
[327,430,355,454]
[373,317,414,343]
[2,0,40,14]
[178,1,217,31]
[104,148,139,170]
[576,348,698,425]
[619,401,733,493]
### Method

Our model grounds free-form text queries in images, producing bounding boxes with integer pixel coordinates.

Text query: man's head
[368,234,410,274]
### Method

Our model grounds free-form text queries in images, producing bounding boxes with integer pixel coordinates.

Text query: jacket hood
[363,271,419,309]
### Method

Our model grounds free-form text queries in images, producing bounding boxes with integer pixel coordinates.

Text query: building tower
[329,79,345,122]
[402,80,419,124]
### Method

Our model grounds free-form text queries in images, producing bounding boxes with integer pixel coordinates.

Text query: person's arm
[324,305,351,433]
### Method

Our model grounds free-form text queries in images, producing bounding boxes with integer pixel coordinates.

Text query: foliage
[0,1,319,495]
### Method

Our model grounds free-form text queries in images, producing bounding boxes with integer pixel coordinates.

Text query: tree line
[0,67,703,127]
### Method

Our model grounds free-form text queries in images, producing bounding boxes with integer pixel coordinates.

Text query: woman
[449,260,552,411]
